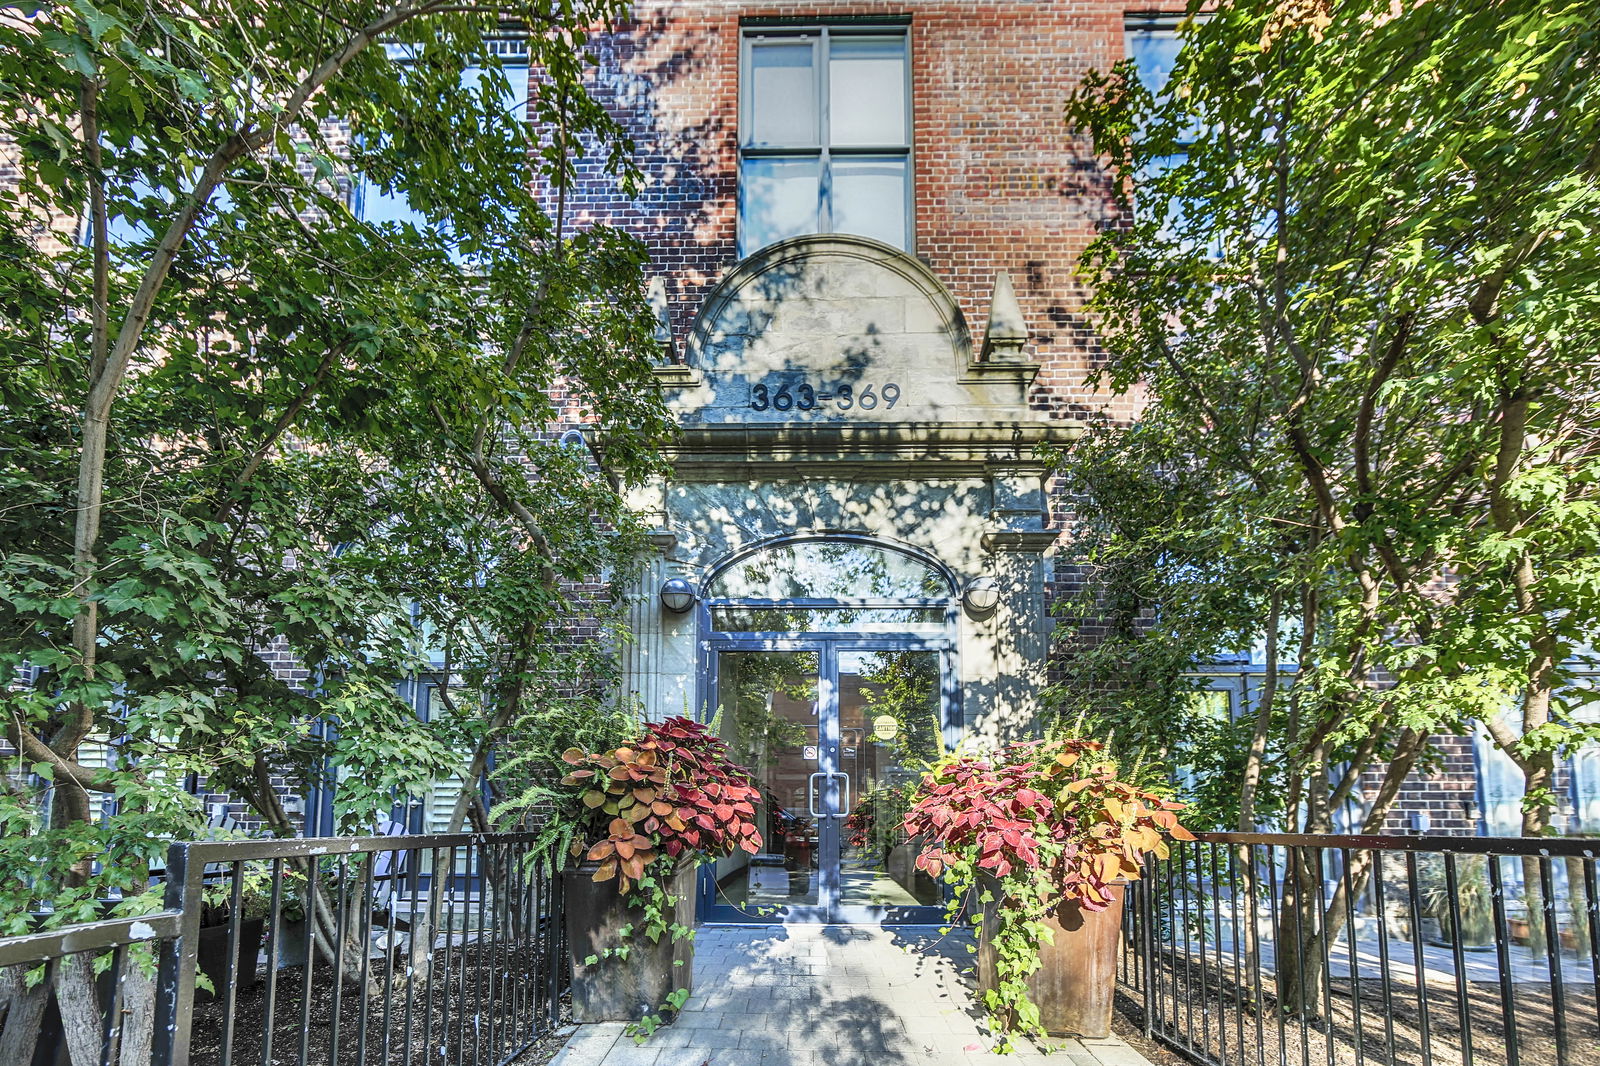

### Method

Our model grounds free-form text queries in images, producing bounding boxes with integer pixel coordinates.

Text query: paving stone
[654,1050,723,1066]
[549,926,1154,1066]
[596,1045,660,1066]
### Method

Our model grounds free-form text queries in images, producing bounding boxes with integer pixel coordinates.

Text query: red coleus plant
[901,737,1193,911]
[560,717,763,893]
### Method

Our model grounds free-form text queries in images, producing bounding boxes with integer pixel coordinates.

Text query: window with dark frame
[739,23,911,256]
[1125,14,1194,239]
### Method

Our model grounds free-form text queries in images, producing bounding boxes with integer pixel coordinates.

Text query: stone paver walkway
[550,925,1154,1066]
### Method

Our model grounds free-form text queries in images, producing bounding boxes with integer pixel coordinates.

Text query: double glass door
[701,640,952,923]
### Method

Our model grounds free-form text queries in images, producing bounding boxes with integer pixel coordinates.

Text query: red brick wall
[566,1,1147,425]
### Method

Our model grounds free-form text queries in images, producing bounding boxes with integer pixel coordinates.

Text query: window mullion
[819,27,832,234]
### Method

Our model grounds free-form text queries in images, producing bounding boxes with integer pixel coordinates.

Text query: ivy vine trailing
[526,716,763,1040]
[902,736,1192,1047]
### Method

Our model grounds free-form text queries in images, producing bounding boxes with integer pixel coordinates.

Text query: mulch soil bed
[187,940,568,1066]
[1119,954,1598,1066]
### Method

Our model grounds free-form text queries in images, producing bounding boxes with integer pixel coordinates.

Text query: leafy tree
[0,3,668,1059]
[1063,0,1600,1014]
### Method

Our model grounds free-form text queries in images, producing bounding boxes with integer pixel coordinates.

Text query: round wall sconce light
[962,577,1001,615]
[659,577,697,614]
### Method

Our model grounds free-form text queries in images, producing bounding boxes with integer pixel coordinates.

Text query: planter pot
[976,883,1126,1039]
[1427,911,1495,951]
[273,918,309,969]
[195,917,265,1002]
[563,860,695,1023]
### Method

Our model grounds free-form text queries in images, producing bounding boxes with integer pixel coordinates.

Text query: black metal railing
[1119,832,1600,1066]
[0,831,568,1066]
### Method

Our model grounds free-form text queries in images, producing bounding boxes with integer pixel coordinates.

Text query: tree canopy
[0,0,672,927]
[1058,0,1600,837]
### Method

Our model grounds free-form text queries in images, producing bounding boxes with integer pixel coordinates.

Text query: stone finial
[979,270,1028,362]
[647,275,673,361]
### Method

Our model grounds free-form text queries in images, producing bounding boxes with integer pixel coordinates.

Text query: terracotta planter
[562,860,695,1022]
[977,883,1126,1038]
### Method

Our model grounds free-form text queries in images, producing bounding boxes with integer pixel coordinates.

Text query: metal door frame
[698,633,957,924]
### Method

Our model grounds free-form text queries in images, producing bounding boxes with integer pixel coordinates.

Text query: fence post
[151,842,204,1066]
[1141,854,1155,1040]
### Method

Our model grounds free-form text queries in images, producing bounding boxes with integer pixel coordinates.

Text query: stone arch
[663,235,1040,425]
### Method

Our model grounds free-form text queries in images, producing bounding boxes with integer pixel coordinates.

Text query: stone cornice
[651,420,1081,479]
[981,530,1062,554]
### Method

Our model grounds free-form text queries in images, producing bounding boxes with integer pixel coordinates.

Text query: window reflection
[709,541,951,601]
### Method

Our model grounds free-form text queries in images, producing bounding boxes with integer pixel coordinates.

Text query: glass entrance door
[703,641,951,923]
[834,648,945,920]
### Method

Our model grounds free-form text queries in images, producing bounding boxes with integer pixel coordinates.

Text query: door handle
[807,772,825,819]
[831,772,851,818]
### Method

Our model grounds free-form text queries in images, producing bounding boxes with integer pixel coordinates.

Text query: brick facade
[556,2,1557,839]
[566,1,1139,426]
[7,3,1557,841]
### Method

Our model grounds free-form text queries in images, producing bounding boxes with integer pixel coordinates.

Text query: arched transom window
[706,538,954,635]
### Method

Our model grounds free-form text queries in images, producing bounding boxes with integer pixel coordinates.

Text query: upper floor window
[1126,15,1200,240]
[739,24,910,256]
[355,41,530,232]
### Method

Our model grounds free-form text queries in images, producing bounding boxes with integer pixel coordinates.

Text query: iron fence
[1119,832,1599,1066]
[0,831,568,1066]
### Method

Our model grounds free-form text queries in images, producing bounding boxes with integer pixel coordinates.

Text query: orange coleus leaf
[561,747,586,765]
[586,840,616,861]
[614,747,636,761]
[1169,824,1196,841]
[608,765,632,780]
[621,853,646,880]
[633,788,657,804]
[582,791,606,809]
[624,803,651,824]
[593,859,618,882]
[1056,751,1079,767]
[651,800,675,816]
[1126,826,1159,852]
[666,814,686,831]
[609,817,631,837]
[616,839,635,859]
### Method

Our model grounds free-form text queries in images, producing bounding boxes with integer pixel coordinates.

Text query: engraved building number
[749,380,901,413]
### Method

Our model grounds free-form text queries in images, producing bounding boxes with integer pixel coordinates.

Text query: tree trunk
[1277,729,1429,1019]
[1236,587,1283,834]
[54,954,103,1066]
[0,964,49,1065]
[115,961,156,1066]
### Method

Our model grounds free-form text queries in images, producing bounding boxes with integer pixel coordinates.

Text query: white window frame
[738,20,913,256]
